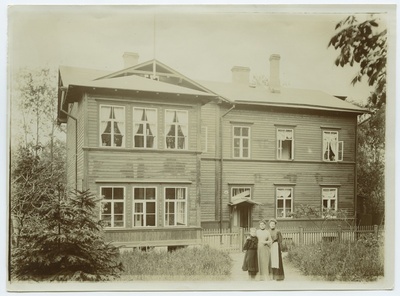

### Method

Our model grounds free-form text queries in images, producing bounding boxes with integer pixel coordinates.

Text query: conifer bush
[11,190,123,281]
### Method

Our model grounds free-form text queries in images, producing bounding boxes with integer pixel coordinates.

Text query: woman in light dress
[256,219,272,281]
[268,218,285,281]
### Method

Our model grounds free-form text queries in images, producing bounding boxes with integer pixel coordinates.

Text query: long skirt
[269,242,285,280]
[257,244,270,280]
[242,249,258,275]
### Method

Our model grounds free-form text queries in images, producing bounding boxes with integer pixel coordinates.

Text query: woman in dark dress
[242,227,259,280]
[268,218,285,281]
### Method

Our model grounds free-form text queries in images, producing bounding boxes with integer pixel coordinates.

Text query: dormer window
[165,110,188,150]
[100,105,125,147]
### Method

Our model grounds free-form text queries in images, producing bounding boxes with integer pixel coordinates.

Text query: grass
[118,245,233,281]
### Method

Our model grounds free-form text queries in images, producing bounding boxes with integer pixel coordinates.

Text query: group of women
[242,218,285,281]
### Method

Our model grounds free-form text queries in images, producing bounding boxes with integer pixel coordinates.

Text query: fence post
[337,225,342,243]
[239,228,244,251]
[374,225,379,239]
[299,226,304,245]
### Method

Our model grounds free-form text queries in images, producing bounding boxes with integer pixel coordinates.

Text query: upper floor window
[165,110,188,150]
[233,126,250,158]
[165,187,187,226]
[100,105,125,147]
[231,187,251,200]
[322,131,343,162]
[133,108,157,148]
[322,188,338,218]
[133,187,156,227]
[276,187,293,218]
[277,128,294,160]
[100,187,125,228]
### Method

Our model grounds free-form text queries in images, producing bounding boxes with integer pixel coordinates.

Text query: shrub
[120,245,232,280]
[287,233,384,281]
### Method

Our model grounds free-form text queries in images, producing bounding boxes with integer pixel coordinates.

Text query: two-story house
[57,52,365,248]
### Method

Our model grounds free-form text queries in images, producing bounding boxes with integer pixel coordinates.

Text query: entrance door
[232,204,250,228]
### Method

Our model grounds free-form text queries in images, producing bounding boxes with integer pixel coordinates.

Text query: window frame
[322,130,344,162]
[164,187,188,227]
[321,187,338,218]
[132,186,157,227]
[230,186,252,200]
[133,107,158,149]
[276,128,294,160]
[165,109,189,150]
[275,187,293,219]
[99,104,126,148]
[232,125,251,159]
[99,186,126,228]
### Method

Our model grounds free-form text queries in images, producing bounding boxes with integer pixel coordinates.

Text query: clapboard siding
[221,106,357,162]
[200,101,219,157]
[85,94,200,151]
[200,159,218,221]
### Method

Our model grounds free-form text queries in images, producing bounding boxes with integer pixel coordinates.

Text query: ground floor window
[276,187,293,218]
[100,187,125,228]
[165,187,187,226]
[133,187,156,227]
[322,188,338,218]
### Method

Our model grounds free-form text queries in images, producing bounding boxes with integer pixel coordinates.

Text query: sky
[7,5,392,105]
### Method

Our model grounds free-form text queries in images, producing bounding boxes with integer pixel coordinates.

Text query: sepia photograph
[4,2,398,295]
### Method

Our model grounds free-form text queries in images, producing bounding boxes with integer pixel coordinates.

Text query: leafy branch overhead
[328,15,387,109]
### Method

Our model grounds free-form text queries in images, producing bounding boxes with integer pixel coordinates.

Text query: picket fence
[201,225,383,252]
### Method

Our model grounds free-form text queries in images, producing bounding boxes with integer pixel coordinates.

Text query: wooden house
[57,53,365,248]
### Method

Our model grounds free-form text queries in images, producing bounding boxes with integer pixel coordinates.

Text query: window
[165,188,187,226]
[276,187,293,218]
[322,131,343,162]
[322,188,338,218]
[133,187,156,227]
[100,105,125,147]
[277,129,294,160]
[233,126,250,158]
[231,187,251,199]
[165,110,188,149]
[133,108,157,148]
[100,187,125,227]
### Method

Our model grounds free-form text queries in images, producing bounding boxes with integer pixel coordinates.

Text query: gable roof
[196,80,367,114]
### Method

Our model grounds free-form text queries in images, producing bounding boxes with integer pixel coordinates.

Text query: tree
[11,190,123,281]
[328,15,387,110]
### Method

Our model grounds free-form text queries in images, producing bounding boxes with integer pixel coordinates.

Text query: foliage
[328,15,387,109]
[357,108,385,222]
[11,190,123,281]
[287,233,384,281]
[119,245,232,280]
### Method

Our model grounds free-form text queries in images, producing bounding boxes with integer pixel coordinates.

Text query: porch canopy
[228,190,262,206]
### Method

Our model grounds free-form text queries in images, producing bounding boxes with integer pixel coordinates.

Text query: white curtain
[146,109,157,136]
[323,189,336,199]
[324,133,338,158]
[100,106,110,133]
[133,108,143,134]
[114,107,125,146]
[277,188,291,198]
[277,129,292,141]
[176,111,188,137]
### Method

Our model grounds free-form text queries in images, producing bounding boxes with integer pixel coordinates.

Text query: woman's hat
[259,219,267,225]
[268,218,278,224]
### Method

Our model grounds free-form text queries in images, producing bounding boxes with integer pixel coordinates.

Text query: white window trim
[132,186,157,227]
[99,186,126,228]
[276,187,293,219]
[322,188,338,218]
[276,128,294,160]
[99,104,126,148]
[165,109,189,150]
[232,125,251,159]
[133,107,158,149]
[164,187,188,227]
[322,130,344,162]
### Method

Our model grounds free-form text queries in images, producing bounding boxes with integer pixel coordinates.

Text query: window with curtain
[323,131,343,161]
[276,187,293,218]
[133,187,156,227]
[277,128,294,160]
[100,105,125,147]
[165,110,188,149]
[165,187,187,226]
[322,188,338,218]
[100,187,125,228]
[233,126,250,158]
[133,107,157,148]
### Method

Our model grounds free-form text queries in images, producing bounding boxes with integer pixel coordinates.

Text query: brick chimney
[231,66,250,85]
[269,54,281,93]
[123,52,139,68]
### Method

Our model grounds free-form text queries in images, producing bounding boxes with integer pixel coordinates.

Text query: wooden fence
[201,225,383,252]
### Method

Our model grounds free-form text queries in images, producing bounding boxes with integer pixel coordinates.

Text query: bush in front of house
[120,245,232,280]
[287,233,384,281]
